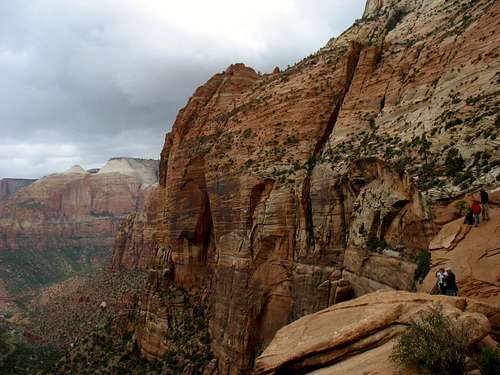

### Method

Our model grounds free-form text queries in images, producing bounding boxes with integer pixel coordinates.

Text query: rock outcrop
[111,185,161,271]
[255,290,499,375]
[111,0,500,372]
[0,178,36,202]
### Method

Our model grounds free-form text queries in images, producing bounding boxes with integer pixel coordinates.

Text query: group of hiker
[464,189,490,227]
[430,190,493,296]
[435,268,459,296]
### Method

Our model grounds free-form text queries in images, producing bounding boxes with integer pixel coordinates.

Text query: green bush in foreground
[414,250,431,282]
[391,304,468,375]
[479,346,500,375]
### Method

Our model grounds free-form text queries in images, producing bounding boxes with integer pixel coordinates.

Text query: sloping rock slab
[255,291,499,375]
[429,218,470,250]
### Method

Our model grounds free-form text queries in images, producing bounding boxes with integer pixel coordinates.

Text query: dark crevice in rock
[248,179,275,226]
[369,210,382,238]
[380,210,398,240]
[380,94,386,111]
[301,42,363,249]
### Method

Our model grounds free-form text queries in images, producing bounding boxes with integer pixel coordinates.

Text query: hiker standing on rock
[470,200,482,227]
[444,268,458,296]
[480,190,490,221]
[464,207,474,226]
[436,268,447,295]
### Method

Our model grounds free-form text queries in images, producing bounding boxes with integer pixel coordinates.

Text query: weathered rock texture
[0,158,158,252]
[112,0,500,373]
[255,290,499,375]
[111,185,161,271]
[0,178,36,202]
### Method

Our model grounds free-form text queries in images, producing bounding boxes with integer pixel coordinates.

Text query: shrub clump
[445,147,465,177]
[479,346,500,375]
[414,250,431,282]
[366,235,388,252]
[455,200,468,216]
[391,304,469,375]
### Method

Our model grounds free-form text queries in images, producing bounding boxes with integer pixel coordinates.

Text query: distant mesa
[0,156,161,279]
[97,157,159,186]
[42,158,160,187]
[62,165,88,175]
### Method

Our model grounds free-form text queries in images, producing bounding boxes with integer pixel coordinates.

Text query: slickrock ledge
[255,290,499,375]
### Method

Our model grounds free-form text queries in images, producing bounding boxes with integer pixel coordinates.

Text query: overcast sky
[0,0,366,178]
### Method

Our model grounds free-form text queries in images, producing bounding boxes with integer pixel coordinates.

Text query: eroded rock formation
[111,0,500,373]
[255,290,499,375]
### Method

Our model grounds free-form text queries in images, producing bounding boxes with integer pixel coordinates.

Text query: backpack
[464,210,474,225]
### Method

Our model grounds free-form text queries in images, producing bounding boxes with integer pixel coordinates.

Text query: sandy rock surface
[423,207,500,305]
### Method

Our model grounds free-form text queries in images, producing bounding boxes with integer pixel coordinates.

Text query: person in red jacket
[470,200,482,227]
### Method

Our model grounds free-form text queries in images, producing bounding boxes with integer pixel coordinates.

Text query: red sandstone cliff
[111,0,500,373]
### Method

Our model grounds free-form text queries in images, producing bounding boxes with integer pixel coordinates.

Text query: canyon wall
[111,0,500,373]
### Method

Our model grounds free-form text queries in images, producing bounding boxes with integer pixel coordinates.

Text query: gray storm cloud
[0,0,365,178]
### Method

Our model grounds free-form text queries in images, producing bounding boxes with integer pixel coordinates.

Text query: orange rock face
[111,185,161,271]
[112,0,500,373]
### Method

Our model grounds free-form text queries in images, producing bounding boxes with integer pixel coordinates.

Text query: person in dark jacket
[444,268,458,296]
[480,190,490,221]
[464,207,474,225]
[436,268,446,295]
[470,200,482,227]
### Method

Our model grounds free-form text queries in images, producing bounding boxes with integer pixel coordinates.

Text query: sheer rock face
[0,158,159,252]
[363,0,385,18]
[111,185,161,271]
[112,0,500,373]
[0,178,36,202]
[255,291,499,375]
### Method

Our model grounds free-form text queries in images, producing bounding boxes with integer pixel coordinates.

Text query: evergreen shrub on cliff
[479,346,500,375]
[391,304,468,375]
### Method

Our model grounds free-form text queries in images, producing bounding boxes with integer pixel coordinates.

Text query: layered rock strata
[0,158,158,252]
[112,0,500,373]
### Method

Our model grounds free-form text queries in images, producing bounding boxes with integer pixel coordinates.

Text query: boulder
[255,291,499,375]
